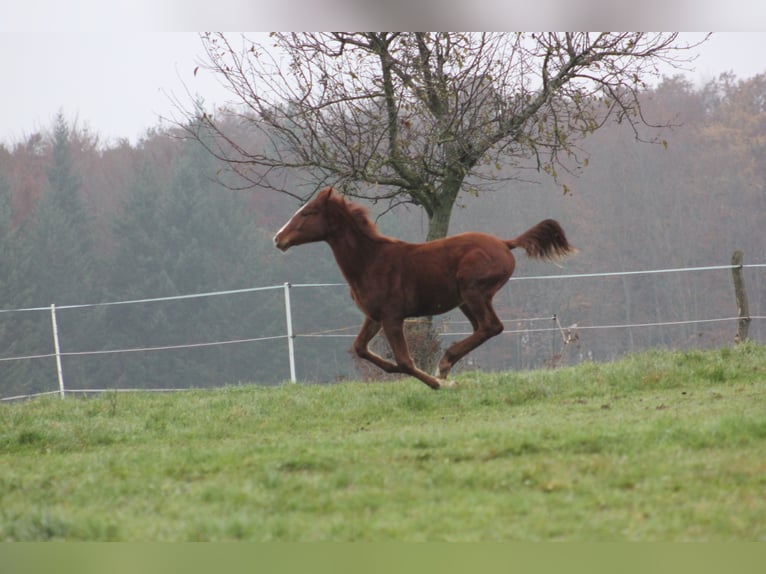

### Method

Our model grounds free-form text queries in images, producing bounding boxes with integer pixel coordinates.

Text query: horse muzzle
[273,236,287,251]
[273,233,292,252]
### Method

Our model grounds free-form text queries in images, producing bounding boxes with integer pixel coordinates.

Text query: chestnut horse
[274,187,575,390]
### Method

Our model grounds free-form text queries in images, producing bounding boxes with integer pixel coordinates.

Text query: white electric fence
[1,262,764,402]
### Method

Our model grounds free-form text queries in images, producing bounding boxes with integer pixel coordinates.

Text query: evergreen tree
[160,137,282,385]
[11,113,101,392]
[21,113,96,305]
[99,163,175,388]
[106,135,283,387]
[0,169,25,396]
[0,169,12,299]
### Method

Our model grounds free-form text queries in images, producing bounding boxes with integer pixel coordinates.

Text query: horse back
[384,233,516,317]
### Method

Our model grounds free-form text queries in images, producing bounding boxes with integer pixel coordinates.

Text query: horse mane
[329,191,381,240]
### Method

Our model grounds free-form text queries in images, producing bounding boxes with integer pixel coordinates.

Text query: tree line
[0,114,354,396]
[1,73,764,396]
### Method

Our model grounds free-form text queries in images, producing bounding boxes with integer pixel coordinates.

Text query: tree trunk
[426,179,460,241]
[426,202,454,241]
[416,180,461,375]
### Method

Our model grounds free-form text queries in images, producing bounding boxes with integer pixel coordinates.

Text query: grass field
[1,343,765,541]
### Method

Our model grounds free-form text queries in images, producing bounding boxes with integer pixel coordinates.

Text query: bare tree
[190,32,707,240]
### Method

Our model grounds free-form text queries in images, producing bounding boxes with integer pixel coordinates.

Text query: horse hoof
[434,369,451,380]
[438,379,458,389]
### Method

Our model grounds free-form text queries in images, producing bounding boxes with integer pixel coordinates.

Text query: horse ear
[317,187,334,202]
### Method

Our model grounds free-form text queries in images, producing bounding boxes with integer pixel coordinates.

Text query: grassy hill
[1,343,765,541]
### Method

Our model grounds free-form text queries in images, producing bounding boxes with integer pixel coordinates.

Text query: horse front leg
[353,317,401,374]
[381,319,449,390]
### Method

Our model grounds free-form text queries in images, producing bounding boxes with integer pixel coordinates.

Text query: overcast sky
[2,32,766,146]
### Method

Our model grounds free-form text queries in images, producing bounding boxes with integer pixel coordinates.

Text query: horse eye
[300,210,316,218]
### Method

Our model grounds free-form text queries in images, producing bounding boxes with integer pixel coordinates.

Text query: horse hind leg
[436,299,503,379]
[354,317,450,390]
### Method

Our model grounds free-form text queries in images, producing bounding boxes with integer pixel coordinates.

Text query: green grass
[1,343,765,541]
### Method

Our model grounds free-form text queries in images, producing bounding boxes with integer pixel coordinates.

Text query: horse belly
[403,261,462,317]
[414,293,461,317]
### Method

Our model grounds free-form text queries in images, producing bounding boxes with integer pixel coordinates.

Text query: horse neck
[325,212,381,284]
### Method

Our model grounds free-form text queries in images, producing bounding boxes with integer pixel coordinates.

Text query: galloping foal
[274,187,575,389]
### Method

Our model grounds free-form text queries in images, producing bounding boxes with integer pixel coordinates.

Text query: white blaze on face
[274,201,308,249]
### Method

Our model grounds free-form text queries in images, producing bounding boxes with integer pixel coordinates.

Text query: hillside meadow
[1,343,765,542]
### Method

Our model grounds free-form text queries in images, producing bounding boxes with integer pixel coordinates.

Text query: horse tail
[506,219,576,262]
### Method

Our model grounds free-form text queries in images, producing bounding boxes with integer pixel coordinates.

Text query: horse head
[274,187,335,251]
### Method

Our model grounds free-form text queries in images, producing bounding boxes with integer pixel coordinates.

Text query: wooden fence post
[730,251,751,344]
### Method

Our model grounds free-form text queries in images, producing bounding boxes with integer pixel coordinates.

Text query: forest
[1,73,764,397]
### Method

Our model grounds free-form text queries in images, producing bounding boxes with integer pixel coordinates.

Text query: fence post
[50,304,66,398]
[730,251,751,344]
[283,282,297,383]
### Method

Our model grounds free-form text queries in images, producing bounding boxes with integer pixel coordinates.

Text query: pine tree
[0,168,25,396]
[0,169,12,298]
[11,113,101,392]
[106,135,281,387]
[22,113,95,305]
